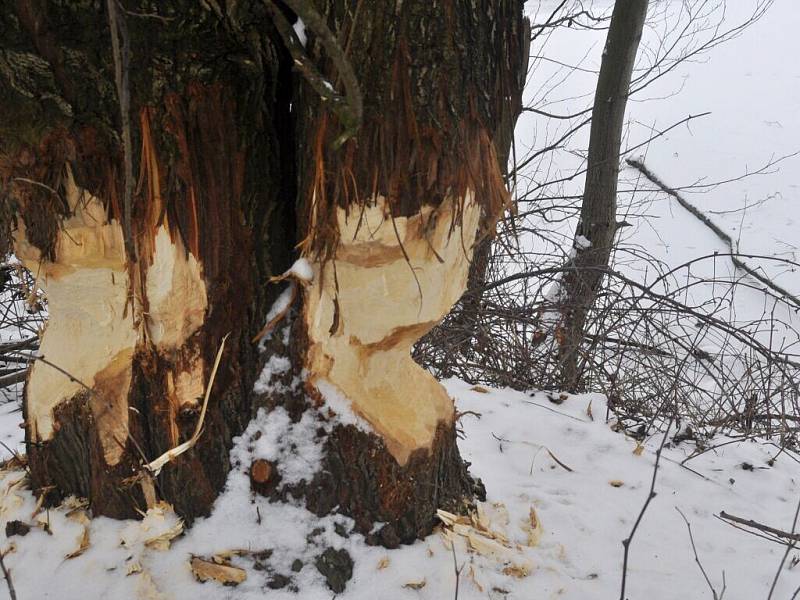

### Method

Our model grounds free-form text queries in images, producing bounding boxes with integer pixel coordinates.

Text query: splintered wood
[119,502,184,552]
[15,167,210,468]
[190,556,247,586]
[437,502,540,581]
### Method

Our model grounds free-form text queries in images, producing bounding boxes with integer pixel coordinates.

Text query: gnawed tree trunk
[0,0,528,544]
[557,0,648,391]
[1,2,295,519]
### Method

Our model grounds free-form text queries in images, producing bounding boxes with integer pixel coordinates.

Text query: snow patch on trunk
[232,407,324,486]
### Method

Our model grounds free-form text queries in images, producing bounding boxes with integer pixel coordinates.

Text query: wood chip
[377,556,390,570]
[437,505,535,578]
[470,385,490,394]
[142,502,184,551]
[65,510,90,559]
[503,563,532,578]
[403,579,426,590]
[126,561,143,576]
[609,480,624,487]
[191,557,247,586]
[524,506,543,547]
[65,525,90,559]
[144,521,184,551]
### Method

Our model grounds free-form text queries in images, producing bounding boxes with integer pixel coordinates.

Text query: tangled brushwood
[0,262,45,401]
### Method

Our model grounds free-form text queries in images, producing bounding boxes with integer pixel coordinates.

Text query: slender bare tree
[556,0,649,391]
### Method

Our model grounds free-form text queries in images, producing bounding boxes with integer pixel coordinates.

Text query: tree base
[306,420,484,547]
[250,319,484,547]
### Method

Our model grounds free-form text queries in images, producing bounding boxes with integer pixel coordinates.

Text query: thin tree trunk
[557,0,649,391]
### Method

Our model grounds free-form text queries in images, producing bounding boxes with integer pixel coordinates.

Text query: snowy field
[521,0,800,282]
[0,0,798,598]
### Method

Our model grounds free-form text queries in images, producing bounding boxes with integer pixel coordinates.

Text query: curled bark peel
[145,333,229,476]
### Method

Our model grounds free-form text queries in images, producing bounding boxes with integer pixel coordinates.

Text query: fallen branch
[719,511,800,543]
[0,338,37,354]
[627,158,800,309]
[0,370,26,389]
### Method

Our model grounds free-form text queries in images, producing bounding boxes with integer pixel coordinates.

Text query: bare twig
[676,507,725,599]
[767,491,800,600]
[0,546,17,600]
[619,417,673,600]
[718,511,800,544]
[451,542,463,600]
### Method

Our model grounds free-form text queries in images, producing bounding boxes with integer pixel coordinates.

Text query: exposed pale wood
[2,3,294,522]
[14,167,214,469]
[15,170,136,466]
[304,194,482,464]
[144,226,207,348]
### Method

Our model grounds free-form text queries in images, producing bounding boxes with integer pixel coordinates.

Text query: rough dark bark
[557,0,649,391]
[295,0,528,259]
[307,422,482,546]
[248,315,485,548]
[284,0,526,543]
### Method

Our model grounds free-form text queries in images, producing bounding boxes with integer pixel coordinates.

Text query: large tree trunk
[557,0,649,391]
[0,0,527,542]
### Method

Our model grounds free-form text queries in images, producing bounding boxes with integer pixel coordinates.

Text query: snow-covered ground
[0,380,798,599]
